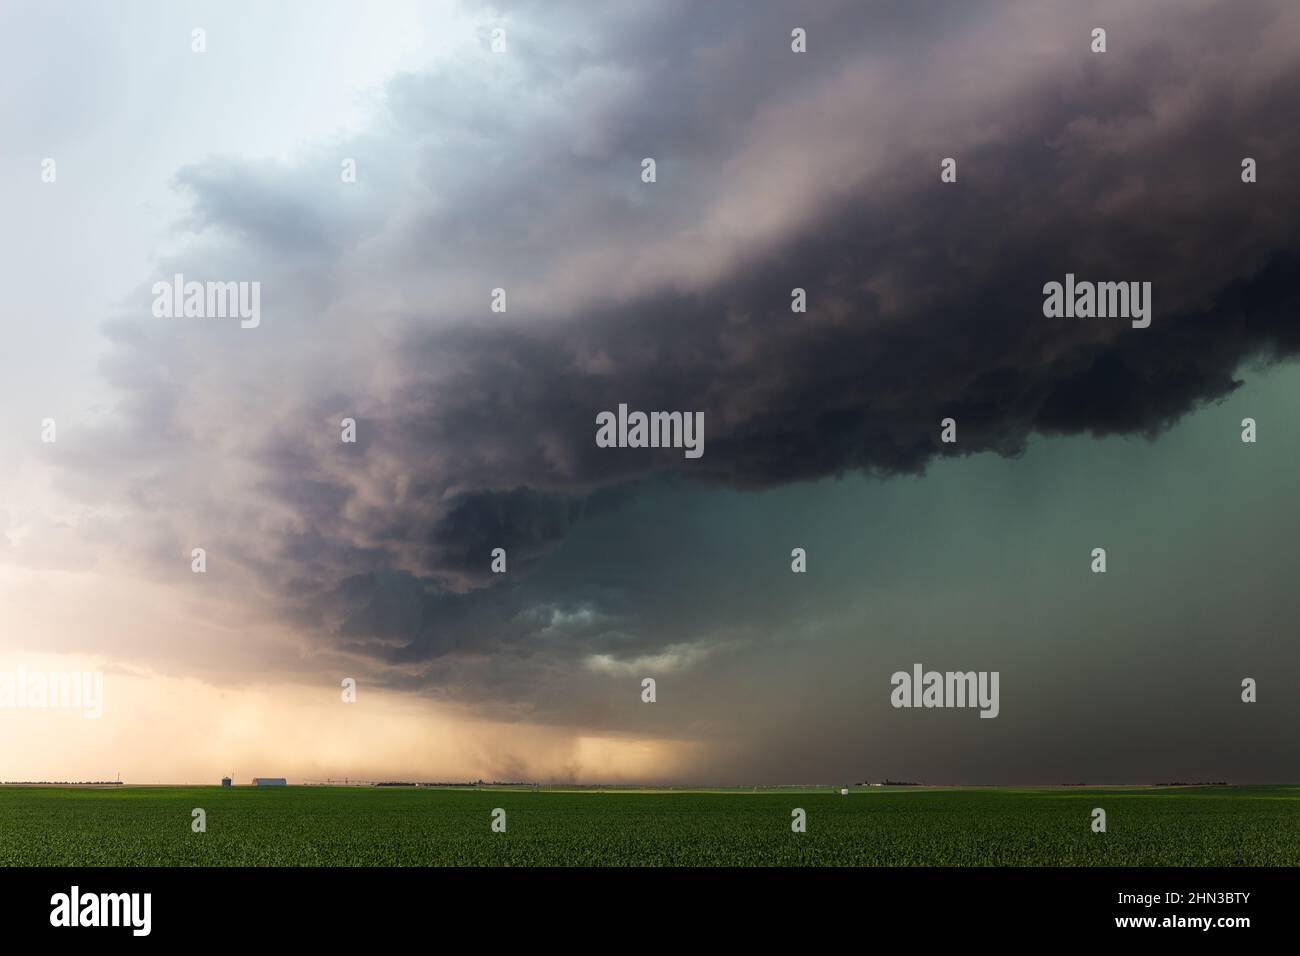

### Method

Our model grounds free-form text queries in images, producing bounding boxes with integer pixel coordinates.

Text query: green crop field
[0,785,1296,866]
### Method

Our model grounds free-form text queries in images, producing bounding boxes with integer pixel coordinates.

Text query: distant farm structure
[252,777,287,786]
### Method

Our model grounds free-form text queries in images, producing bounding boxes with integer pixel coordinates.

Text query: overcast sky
[2,0,1298,785]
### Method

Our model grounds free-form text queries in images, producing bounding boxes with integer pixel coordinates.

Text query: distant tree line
[2,780,123,785]
[373,780,538,788]
[1154,781,1229,786]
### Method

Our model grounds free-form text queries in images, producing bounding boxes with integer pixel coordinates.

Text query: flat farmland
[0,785,1295,866]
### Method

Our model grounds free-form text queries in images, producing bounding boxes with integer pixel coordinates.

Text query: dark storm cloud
[63,0,1300,702]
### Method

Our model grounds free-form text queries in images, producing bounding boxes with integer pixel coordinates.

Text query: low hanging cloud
[38,0,1300,710]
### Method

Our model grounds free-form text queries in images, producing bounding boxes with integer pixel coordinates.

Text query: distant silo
[221,776,231,787]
